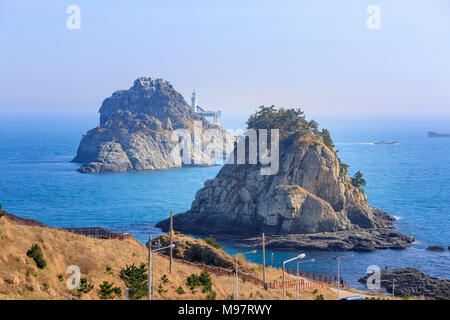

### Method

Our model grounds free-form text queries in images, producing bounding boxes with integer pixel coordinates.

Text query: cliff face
[72,77,224,173]
[157,132,397,237]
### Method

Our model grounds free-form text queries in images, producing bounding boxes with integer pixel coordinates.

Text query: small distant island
[428,131,450,138]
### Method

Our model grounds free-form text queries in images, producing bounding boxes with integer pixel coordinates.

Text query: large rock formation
[359,268,450,300]
[156,108,414,250]
[72,77,225,173]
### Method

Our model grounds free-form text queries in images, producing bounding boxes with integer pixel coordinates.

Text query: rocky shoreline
[236,228,415,252]
[359,268,450,300]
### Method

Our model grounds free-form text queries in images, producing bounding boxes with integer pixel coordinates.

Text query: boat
[427,131,450,138]
[374,140,398,145]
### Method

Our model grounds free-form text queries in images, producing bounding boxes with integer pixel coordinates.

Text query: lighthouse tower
[191,91,197,113]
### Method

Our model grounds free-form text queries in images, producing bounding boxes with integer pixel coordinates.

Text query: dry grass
[0,217,338,300]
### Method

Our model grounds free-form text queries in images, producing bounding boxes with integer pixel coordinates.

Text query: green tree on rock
[351,171,367,189]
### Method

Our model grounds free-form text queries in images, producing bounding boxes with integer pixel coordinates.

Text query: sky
[0,0,449,128]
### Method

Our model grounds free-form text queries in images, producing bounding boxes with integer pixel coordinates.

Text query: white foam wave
[335,142,375,146]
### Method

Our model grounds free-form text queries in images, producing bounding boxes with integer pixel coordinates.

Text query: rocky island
[157,106,414,251]
[72,77,225,173]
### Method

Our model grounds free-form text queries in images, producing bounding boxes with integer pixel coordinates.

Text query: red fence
[4,212,135,241]
[4,212,48,228]
[268,278,327,290]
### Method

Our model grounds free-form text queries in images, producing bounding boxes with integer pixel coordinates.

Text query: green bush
[206,290,217,300]
[57,274,64,282]
[315,294,324,300]
[204,236,222,250]
[98,281,122,300]
[119,263,147,300]
[78,278,94,294]
[246,105,309,139]
[157,283,168,295]
[0,204,5,218]
[176,286,185,295]
[105,265,112,275]
[319,129,334,151]
[186,271,214,296]
[161,274,169,284]
[26,244,47,269]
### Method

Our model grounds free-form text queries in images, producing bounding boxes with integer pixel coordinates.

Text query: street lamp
[234,250,257,300]
[283,253,305,300]
[332,254,353,300]
[147,235,175,300]
[296,259,315,300]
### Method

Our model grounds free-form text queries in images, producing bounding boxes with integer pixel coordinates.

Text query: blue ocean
[1,115,449,289]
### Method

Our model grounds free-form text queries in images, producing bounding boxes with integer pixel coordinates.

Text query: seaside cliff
[157,106,414,251]
[72,77,225,173]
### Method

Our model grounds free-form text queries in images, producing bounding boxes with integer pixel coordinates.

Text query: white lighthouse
[191,91,198,113]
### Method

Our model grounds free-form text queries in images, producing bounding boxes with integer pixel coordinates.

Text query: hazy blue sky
[1,0,449,126]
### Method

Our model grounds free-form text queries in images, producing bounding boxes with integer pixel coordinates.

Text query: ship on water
[428,131,450,138]
[374,139,398,145]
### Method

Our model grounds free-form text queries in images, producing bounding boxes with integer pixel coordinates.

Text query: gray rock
[239,229,415,252]
[426,245,446,252]
[157,132,403,239]
[359,268,450,300]
[72,77,226,173]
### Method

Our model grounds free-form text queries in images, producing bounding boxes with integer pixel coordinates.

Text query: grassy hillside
[0,217,337,300]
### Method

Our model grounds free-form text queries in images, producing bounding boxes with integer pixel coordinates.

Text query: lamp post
[332,254,353,300]
[147,239,175,300]
[234,250,256,300]
[283,253,305,300]
[296,259,315,300]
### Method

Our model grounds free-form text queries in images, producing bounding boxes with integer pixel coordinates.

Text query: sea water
[0,115,449,289]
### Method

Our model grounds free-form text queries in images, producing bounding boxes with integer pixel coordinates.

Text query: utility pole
[262,233,266,288]
[392,279,395,299]
[169,211,173,273]
[337,257,340,300]
[148,235,152,300]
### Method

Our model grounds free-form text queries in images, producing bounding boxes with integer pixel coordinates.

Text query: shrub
[157,284,168,295]
[315,294,324,300]
[186,273,201,292]
[26,244,47,269]
[313,289,318,294]
[119,263,147,300]
[206,290,217,300]
[186,270,213,295]
[42,282,49,290]
[78,278,94,294]
[161,274,170,284]
[0,204,4,218]
[105,265,112,275]
[199,270,213,292]
[98,281,122,300]
[204,236,222,250]
[246,105,309,139]
[176,286,185,295]
[57,274,64,282]
[319,129,334,151]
